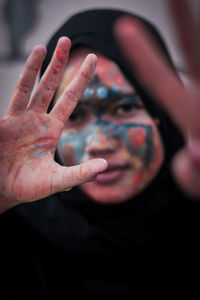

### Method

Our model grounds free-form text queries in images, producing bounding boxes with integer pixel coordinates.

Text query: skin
[0,38,108,213]
[55,50,164,203]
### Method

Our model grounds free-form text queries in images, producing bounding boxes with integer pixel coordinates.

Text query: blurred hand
[115,0,200,199]
[0,37,107,211]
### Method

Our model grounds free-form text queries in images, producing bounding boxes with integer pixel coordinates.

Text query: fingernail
[65,187,72,191]
[87,53,97,74]
[58,36,71,49]
[90,158,108,176]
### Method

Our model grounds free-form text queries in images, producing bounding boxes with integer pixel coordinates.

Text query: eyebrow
[79,92,141,106]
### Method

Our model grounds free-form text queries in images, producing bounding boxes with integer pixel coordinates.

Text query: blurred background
[0,0,192,117]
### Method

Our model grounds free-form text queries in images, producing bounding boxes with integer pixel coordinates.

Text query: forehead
[56,49,135,100]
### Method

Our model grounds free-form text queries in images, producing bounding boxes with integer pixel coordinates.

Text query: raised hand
[115,0,200,199]
[0,37,108,212]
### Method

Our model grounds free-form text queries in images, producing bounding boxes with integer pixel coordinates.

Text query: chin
[79,181,140,205]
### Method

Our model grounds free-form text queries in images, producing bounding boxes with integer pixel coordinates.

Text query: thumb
[51,158,108,193]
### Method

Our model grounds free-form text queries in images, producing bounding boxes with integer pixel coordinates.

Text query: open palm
[0,37,107,209]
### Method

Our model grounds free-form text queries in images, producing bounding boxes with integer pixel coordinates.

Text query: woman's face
[55,50,164,204]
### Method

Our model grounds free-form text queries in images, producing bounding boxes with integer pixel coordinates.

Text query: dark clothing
[1,9,200,299]
[1,188,200,299]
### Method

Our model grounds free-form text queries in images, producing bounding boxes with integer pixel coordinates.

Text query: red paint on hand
[56,46,66,64]
[53,69,58,75]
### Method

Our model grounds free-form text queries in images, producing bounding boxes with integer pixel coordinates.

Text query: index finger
[167,0,200,80]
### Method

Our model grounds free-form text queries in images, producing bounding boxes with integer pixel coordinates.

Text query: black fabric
[1,9,200,299]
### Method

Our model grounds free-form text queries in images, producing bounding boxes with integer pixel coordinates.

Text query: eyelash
[68,109,87,124]
[67,98,143,124]
[114,102,141,116]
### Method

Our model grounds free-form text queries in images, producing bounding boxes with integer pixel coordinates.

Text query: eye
[114,102,142,117]
[115,103,135,115]
[112,95,144,118]
[68,107,87,124]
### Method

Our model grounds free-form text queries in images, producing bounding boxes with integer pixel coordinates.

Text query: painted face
[55,50,164,204]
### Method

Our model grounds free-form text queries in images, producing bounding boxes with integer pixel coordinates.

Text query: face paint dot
[20,73,23,79]
[83,88,95,98]
[113,83,119,91]
[97,86,108,99]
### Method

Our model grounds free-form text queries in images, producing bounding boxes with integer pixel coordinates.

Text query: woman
[1,6,200,299]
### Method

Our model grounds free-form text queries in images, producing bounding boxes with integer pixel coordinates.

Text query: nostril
[85,127,120,155]
[89,148,116,157]
[86,137,119,156]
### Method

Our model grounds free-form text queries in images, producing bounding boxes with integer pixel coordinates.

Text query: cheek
[58,142,75,165]
[126,125,155,167]
[58,132,87,165]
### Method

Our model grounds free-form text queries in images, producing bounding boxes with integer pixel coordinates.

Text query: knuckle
[79,164,86,179]
[16,83,31,96]
[26,62,39,75]
[45,81,58,92]
[65,90,80,103]
[80,69,92,82]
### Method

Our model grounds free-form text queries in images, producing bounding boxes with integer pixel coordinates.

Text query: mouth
[96,162,130,184]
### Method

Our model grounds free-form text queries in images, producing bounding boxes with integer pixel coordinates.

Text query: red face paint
[128,127,146,148]
[56,50,164,204]
[114,74,123,85]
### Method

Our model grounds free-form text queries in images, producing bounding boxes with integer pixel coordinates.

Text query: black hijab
[15,9,186,254]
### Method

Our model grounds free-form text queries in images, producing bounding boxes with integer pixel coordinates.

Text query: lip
[96,163,129,184]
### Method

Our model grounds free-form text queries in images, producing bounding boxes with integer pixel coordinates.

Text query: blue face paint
[59,120,154,166]
[59,74,153,167]
[113,83,119,91]
[83,87,95,98]
[82,75,122,102]
[77,93,142,119]
[96,86,108,99]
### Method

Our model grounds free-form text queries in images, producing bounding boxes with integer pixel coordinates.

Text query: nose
[86,127,120,157]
